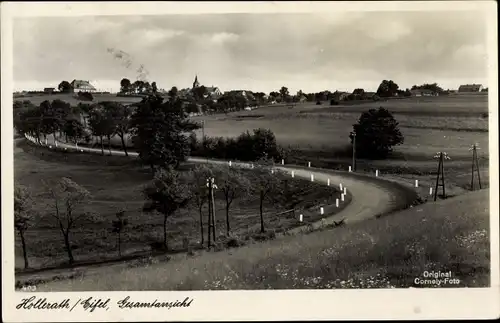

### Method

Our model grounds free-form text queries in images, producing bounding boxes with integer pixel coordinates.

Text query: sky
[12,11,489,94]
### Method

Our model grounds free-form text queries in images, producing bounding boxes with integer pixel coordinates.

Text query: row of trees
[13,99,133,157]
[119,78,158,95]
[15,160,299,268]
[14,94,202,173]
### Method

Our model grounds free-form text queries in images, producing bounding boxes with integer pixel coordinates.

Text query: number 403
[21,285,37,292]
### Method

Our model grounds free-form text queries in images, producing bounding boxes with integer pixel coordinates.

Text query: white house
[71,80,97,93]
[458,84,483,92]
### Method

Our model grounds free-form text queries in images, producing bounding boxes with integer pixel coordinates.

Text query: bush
[330,99,339,106]
[316,101,322,105]
[77,91,94,101]
[350,107,404,159]
[191,128,283,162]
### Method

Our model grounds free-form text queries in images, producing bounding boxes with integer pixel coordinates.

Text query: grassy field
[76,94,488,162]
[14,140,346,271]
[14,93,143,106]
[37,188,490,291]
[191,94,489,160]
[16,93,489,162]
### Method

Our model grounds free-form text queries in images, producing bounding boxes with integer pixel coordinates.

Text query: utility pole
[351,131,356,172]
[206,177,218,248]
[433,152,450,201]
[470,143,482,191]
[211,178,217,242]
[206,178,212,248]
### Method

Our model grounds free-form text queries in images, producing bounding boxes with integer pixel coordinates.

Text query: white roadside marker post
[320,207,324,215]
[310,174,314,182]
[340,183,343,191]
[336,199,339,207]
[341,194,345,202]
[415,180,419,188]
[376,170,379,177]
[281,159,284,165]
[429,187,433,195]
[349,166,352,172]
[343,187,347,195]
[229,161,232,167]
[55,141,58,148]
[271,169,274,174]
[299,214,303,222]
[291,171,295,178]
[327,178,330,186]
[308,162,311,168]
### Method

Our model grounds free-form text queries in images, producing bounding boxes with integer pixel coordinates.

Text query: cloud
[210,32,239,44]
[12,11,489,93]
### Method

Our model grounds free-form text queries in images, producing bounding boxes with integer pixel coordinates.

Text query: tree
[251,128,282,161]
[14,103,41,138]
[279,86,289,103]
[44,178,92,265]
[249,165,281,233]
[188,164,214,246]
[14,184,34,269]
[120,78,132,94]
[58,80,73,93]
[36,99,71,142]
[192,85,207,101]
[111,210,128,257]
[101,101,132,156]
[132,80,145,94]
[63,119,85,144]
[253,92,267,105]
[349,107,404,159]
[214,167,250,235]
[130,95,199,174]
[143,81,152,94]
[411,83,444,94]
[142,168,192,250]
[376,80,399,98]
[151,82,158,94]
[168,86,178,100]
[88,105,115,155]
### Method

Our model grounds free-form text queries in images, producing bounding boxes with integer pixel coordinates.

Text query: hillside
[36,189,490,290]
[13,93,144,106]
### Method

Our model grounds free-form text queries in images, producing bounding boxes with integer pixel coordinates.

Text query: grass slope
[37,189,489,291]
[14,140,347,272]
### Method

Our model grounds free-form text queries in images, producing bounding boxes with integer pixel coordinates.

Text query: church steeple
[193,74,200,89]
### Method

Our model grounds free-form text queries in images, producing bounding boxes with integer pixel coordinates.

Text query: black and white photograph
[2,1,499,321]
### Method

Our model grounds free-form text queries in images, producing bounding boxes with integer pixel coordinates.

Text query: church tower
[193,75,200,89]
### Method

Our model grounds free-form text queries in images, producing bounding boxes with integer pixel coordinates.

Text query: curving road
[25,135,417,226]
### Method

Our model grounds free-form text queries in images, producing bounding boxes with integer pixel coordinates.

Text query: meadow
[15,92,489,162]
[37,189,490,290]
[14,93,143,106]
[14,140,346,271]
[191,94,489,160]
[74,94,488,163]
